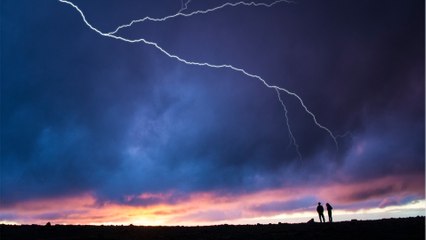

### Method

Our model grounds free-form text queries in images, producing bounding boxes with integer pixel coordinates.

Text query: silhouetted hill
[1,216,424,240]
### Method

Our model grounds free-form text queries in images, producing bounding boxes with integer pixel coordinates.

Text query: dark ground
[1,216,425,240]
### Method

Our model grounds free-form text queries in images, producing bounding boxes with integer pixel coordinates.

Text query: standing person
[326,203,333,222]
[316,202,325,223]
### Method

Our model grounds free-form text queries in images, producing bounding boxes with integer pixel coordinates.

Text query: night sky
[1,0,424,225]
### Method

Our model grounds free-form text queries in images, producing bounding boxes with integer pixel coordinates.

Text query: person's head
[318,202,321,205]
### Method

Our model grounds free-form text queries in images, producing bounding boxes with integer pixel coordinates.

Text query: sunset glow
[2,174,424,225]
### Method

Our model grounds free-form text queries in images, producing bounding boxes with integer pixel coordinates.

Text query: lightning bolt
[107,0,292,35]
[336,131,353,140]
[178,0,192,13]
[275,89,302,160]
[59,0,339,157]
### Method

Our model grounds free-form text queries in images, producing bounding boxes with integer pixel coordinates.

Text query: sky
[0,0,425,225]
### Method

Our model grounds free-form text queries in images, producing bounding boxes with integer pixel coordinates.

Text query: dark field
[1,217,425,240]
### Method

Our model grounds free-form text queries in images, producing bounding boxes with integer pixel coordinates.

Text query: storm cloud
[1,0,424,223]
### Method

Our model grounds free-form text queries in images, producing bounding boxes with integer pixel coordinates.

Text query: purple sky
[1,0,424,225]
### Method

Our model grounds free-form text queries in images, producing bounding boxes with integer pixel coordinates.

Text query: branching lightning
[275,89,302,160]
[107,0,291,35]
[179,0,192,13]
[336,131,353,140]
[59,0,339,158]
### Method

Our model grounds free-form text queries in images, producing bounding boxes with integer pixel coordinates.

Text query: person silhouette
[316,202,325,223]
[326,203,333,222]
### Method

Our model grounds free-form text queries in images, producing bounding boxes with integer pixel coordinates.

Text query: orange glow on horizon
[1,174,424,226]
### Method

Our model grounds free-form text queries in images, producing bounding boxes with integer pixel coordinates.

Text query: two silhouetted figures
[316,202,333,223]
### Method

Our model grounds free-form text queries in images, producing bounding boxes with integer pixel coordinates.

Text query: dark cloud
[378,196,418,209]
[337,115,424,183]
[1,0,158,205]
[251,197,316,214]
[378,198,399,209]
[34,210,88,221]
[346,186,396,202]
[1,0,424,212]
